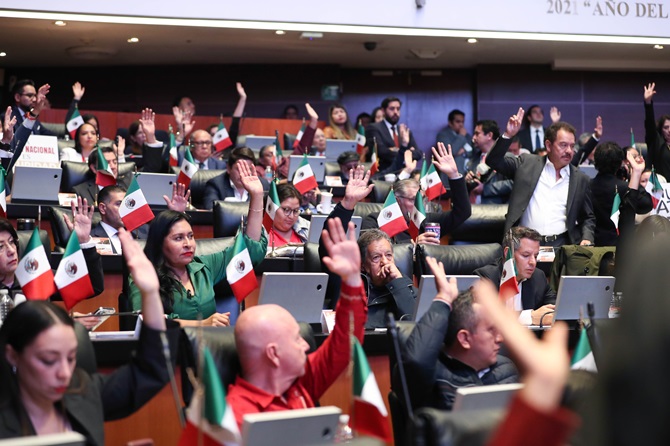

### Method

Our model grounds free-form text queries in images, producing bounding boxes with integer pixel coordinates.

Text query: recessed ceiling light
[654,44,664,49]
[0,52,6,57]
[275,30,285,35]
[467,38,478,44]
[127,37,139,43]
[54,20,66,26]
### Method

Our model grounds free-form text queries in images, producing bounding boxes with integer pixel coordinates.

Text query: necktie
[199,162,206,170]
[535,129,541,151]
[392,126,399,148]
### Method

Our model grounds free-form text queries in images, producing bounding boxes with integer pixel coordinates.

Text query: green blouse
[129,233,267,320]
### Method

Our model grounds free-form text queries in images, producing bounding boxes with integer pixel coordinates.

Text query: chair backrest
[41,122,67,138]
[449,204,507,245]
[49,206,102,249]
[393,243,414,279]
[415,243,503,277]
[372,180,393,203]
[411,407,503,446]
[190,169,226,209]
[324,162,340,177]
[179,323,316,405]
[353,202,383,219]
[74,321,97,374]
[60,160,136,193]
[213,201,250,238]
[283,133,297,152]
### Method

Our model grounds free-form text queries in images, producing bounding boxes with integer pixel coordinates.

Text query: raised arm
[293,103,319,154]
[572,116,602,166]
[430,142,471,234]
[238,160,264,241]
[486,107,525,177]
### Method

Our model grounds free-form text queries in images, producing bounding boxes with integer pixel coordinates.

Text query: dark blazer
[203,171,270,210]
[644,101,670,180]
[474,263,556,310]
[10,106,54,137]
[72,174,132,205]
[517,126,546,153]
[178,150,226,170]
[485,136,596,244]
[365,120,421,172]
[90,223,149,252]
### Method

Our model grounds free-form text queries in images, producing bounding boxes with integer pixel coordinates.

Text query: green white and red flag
[169,125,179,167]
[0,166,7,218]
[54,231,94,310]
[119,176,154,232]
[177,147,197,189]
[292,154,318,194]
[610,187,622,234]
[263,181,280,232]
[293,120,306,149]
[15,228,56,300]
[408,190,426,241]
[647,166,664,210]
[95,146,116,188]
[420,163,445,201]
[499,247,519,306]
[369,138,379,177]
[66,106,85,139]
[226,231,258,303]
[213,119,233,154]
[356,120,366,155]
[377,189,408,238]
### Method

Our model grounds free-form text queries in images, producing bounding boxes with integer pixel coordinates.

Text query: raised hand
[32,85,50,115]
[139,108,156,144]
[504,107,525,138]
[321,218,361,286]
[113,136,126,158]
[341,165,374,210]
[72,82,86,101]
[236,82,247,99]
[431,142,459,179]
[305,103,319,128]
[164,182,191,212]
[172,106,183,126]
[402,148,417,174]
[182,109,196,137]
[644,82,656,104]
[204,312,230,327]
[399,124,411,147]
[63,196,94,244]
[627,148,645,174]
[550,106,561,123]
[594,116,603,139]
[1,107,16,144]
[425,256,459,304]
[416,231,440,246]
[237,158,263,196]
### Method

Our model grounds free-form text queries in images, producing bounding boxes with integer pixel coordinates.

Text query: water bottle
[0,290,14,323]
[334,414,354,443]
[265,166,273,182]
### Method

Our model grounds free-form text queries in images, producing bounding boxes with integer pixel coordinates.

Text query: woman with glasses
[268,183,310,248]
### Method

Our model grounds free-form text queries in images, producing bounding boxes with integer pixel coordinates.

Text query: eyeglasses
[20,93,36,98]
[395,195,415,201]
[192,141,212,146]
[280,207,301,217]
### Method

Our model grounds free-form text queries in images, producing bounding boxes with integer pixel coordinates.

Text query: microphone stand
[386,313,414,420]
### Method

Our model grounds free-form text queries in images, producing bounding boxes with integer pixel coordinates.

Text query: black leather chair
[179,322,316,405]
[49,206,103,250]
[188,169,226,209]
[60,160,137,193]
[387,321,415,446]
[372,180,393,203]
[17,230,51,260]
[212,201,250,238]
[283,133,297,152]
[415,243,502,278]
[411,407,503,446]
[353,202,383,219]
[325,162,341,177]
[449,204,507,245]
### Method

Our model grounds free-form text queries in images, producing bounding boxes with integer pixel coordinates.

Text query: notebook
[452,383,524,412]
[11,166,61,204]
[257,273,329,323]
[243,406,341,446]
[324,139,357,163]
[134,172,177,206]
[413,275,480,321]
[287,155,326,183]
[307,215,363,244]
[553,275,615,322]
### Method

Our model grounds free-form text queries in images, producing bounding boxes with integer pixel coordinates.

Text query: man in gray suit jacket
[485,108,595,247]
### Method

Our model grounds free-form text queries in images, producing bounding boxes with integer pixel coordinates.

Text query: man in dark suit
[203,147,269,209]
[516,105,546,153]
[73,147,132,205]
[485,108,595,247]
[9,79,54,137]
[474,226,556,326]
[365,97,421,173]
[435,109,473,174]
[183,129,226,170]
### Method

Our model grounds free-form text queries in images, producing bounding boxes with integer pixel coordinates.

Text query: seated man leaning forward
[227,218,368,429]
[402,257,519,412]
[474,226,556,326]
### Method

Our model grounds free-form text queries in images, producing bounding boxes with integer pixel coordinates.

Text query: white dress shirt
[100,221,122,253]
[520,159,570,236]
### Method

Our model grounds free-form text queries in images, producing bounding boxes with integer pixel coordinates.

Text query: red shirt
[268,227,302,247]
[227,282,368,429]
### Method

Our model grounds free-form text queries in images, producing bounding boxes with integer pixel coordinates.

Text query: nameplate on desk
[91,237,114,255]
[324,175,343,187]
[17,134,59,167]
[58,193,77,207]
[537,246,555,262]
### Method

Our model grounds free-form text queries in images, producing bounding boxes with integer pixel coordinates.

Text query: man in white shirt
[485,108,595,248]
[90,185,133,253]
[474,226,556,326]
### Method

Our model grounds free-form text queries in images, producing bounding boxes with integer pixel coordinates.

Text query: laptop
[579,165,597,179]
[0,432,86,446]
[325,139,357,163]
[243,135,276,151]
[257,273,329,323]
[287,155,326,183]
[134,172,177,206]
[413,275,480,321]
[243,406,340,446]
[307,215,363,244]
[452,383,524,412]
[553,276,615,321]
[11,166,61,204]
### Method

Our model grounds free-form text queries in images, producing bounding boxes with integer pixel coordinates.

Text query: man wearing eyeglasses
[9,79,54,137]
[486,108,595,248]
[185,129,226,170]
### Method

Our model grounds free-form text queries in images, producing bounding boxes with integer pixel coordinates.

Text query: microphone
[386,312,414,420]
[160,331,186,428]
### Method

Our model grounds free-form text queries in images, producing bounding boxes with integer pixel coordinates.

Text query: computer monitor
[413,275,479,321]
[257,273,329,323]
[553,276,615,321]
[243,406,340,446]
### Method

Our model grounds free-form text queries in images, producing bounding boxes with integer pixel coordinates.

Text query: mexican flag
[293,120,306,149]
[377,189,408,238]
[351,338,392,443]
[178,347,241,446]
[263,181,280,232]
[292,154,318,194]
[169,126,179,167]
[15,228,56,300]
[499,247,519,305]
[408,190,426,241]
[420,163,445,201]
[274,132,284,161]
[177,148,197,189]
[119,176,154,232]
[95,146,116,188]
[630,127,636,149]
[54,232,94,310]
[610,188,621,234]
[369,138,379,177]
[66,106,85,139]
[213,120,232,153]
[0,166,7,218]
[647,166,664,210]
[225,232,258,303]
[571,328,597,372]
[356,120,366,155]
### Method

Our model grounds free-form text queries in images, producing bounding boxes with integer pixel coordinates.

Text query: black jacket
[474,263,556,310]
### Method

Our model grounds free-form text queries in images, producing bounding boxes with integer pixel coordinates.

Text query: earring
[11,366,16,374]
